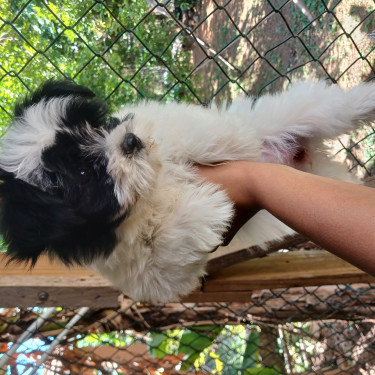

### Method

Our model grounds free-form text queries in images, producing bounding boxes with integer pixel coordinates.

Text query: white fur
[90,81,375,303]
[93,163,233,302]
[0,98,71,187]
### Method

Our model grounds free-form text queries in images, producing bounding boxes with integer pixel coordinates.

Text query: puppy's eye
[79,169,90,183]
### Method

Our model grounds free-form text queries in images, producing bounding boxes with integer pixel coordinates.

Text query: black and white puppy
[0,80,373,303]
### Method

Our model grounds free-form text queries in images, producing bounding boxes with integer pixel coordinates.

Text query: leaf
[65,30,76,43]
[177,326,223,371]
[241,331,259,372]
[210,352,224,374]
[48,2,59,15]
[149,332,169,359]
[244,367,281,375]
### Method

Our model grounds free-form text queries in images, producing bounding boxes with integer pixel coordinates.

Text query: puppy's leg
[228,81,375,173]
[174,81,375,168]
[245,81,375,140]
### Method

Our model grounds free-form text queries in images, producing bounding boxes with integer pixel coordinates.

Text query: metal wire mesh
[2,284,375,374]
[1,0,375,374]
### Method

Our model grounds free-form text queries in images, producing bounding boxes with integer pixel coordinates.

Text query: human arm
[196,161,375,276]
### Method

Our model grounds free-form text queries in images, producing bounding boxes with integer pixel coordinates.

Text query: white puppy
[0,80,373,303]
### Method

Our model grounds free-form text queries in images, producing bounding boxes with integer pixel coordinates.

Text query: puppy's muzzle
[122,133,144,156]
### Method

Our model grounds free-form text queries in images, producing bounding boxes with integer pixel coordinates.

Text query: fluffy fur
[0,80,374,303]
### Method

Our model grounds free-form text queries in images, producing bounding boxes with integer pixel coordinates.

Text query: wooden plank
[0,256,98,278]
[0,250,374,306]
[201,250,375,294]
[206,234,306,274]
[0,256,119,308]
[0,286,119,308]
[183,291,255,303]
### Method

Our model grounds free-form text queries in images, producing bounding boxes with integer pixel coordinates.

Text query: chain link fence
[2,285,375,374]
[1,0,375,374]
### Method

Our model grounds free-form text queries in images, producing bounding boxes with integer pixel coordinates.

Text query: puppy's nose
[122,133,144,155]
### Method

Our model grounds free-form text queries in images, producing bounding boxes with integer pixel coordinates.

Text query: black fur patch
[60,95,109,130]
[1,80,127,266]
[106,116,121,131]
[14,80,96,117]
[41,130,121,222]
[0,174,122,266]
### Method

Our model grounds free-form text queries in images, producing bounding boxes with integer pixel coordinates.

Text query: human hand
[195,162,260,245]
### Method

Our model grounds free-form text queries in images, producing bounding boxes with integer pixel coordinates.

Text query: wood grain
[1,250,373,306]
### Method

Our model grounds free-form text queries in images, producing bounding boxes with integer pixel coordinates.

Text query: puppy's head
[0,80,155,265]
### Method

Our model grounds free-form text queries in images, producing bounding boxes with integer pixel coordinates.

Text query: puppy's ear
[0,176,117,266]
[13,80,110,130]
[14,80,96,117]
[0,175,71,265]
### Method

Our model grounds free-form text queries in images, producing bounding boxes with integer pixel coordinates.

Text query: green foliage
[78,331,133,348]
[0,235,5,253]
[288,0,327,32]
[243,369,281,375]
[149,331,175,358]
[241,331,259,372]
[147,325,286,374]
[174,0,201,11]
[177,326,223,371]
[0,0,199,133]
